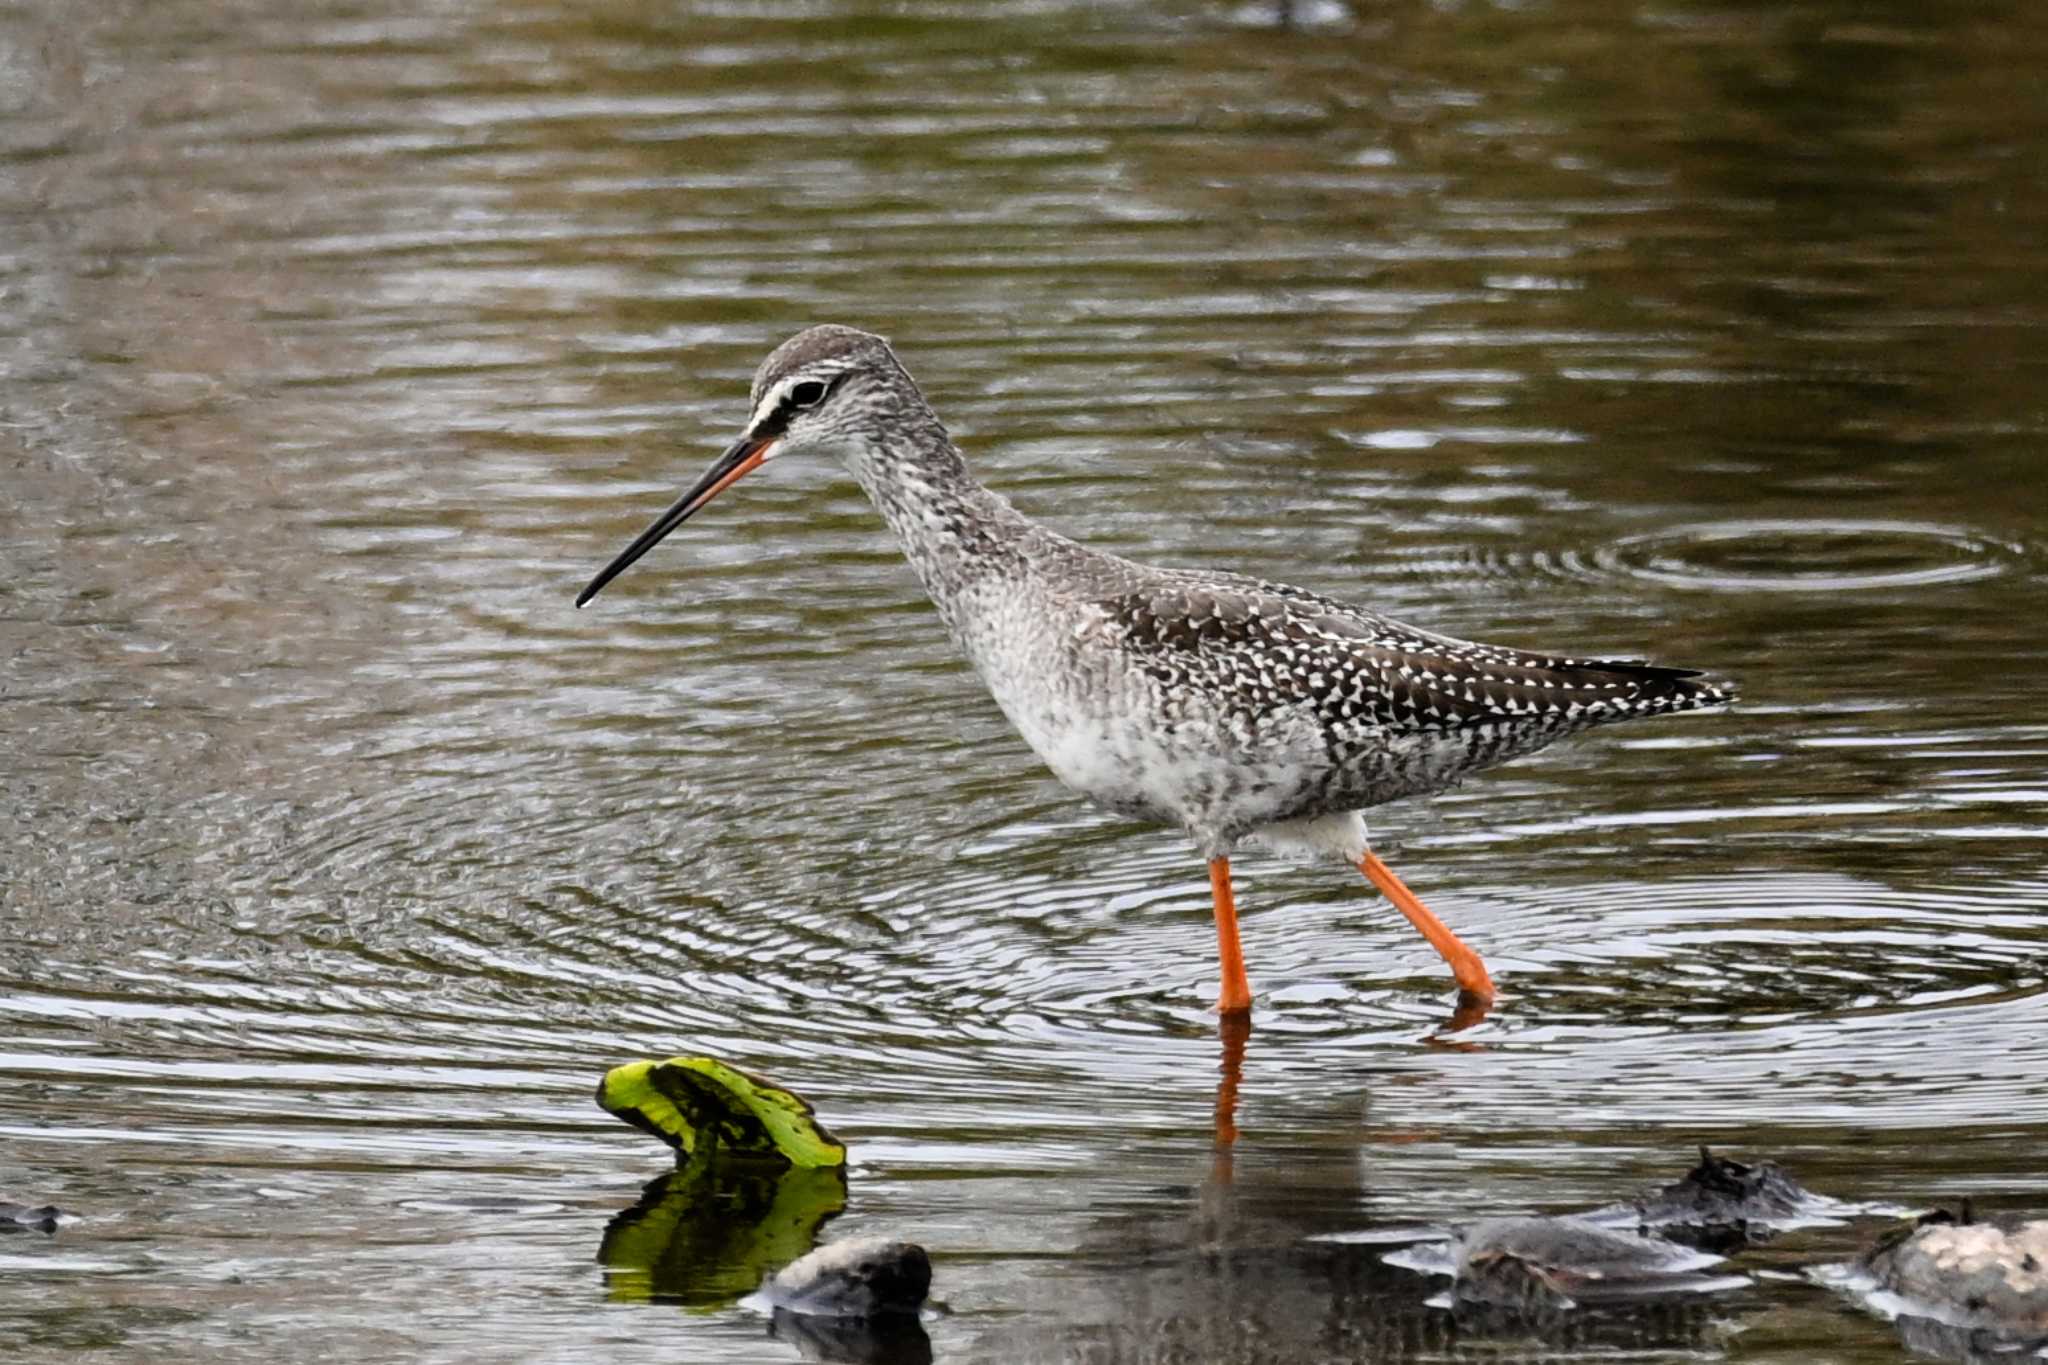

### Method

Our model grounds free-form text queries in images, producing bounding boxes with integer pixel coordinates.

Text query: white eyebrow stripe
[747,378,799,432]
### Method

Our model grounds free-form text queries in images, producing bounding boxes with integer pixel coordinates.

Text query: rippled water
[5,1,2048,1361]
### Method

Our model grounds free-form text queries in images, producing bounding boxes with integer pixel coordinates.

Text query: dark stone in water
[1387,1147,1826,1329]
[0,1203,64,1234]
[1619,1146,1818,1252]
[1863,1204,2048,1356]
[765,1235,932,1319]
[1452,1215,1733,1311]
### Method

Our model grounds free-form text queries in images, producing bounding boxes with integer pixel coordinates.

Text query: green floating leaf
[597,1056,847,1169]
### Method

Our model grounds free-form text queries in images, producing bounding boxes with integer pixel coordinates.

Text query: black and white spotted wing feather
[1104,571,1734,739]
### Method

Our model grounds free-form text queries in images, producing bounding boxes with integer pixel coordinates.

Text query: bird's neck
[851,432,1033,625]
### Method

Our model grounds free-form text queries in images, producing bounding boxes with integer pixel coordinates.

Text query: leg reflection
[1213,1009,1251,1154]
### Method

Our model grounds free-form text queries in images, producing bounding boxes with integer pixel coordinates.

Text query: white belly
[989,669,1331,840]
[1006,702,1178,820]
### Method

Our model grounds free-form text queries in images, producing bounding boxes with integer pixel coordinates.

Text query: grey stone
[766,1235,932,1319]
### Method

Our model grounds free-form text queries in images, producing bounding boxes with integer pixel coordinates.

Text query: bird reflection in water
[1213,1011,1251,1157]
[1211,986,1486,1161]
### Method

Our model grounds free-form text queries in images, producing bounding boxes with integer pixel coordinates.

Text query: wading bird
[577,326,1732,1025]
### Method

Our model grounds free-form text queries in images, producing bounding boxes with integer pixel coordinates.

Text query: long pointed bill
[575,435,776,607]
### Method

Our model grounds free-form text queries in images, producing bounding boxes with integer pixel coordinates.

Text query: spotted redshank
[577,325,1733,1024]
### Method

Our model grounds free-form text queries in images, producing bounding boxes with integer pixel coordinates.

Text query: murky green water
[5,1,2047,1360]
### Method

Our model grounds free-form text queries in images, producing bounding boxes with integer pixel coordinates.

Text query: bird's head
[575,324,927,607]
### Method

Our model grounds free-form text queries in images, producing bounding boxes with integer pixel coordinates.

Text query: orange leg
[1358,852,1496,1005]
[1208,856,1254,1015]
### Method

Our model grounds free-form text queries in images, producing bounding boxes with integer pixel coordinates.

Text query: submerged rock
[0,1203,64,1234]
[1382,1147,1842,1332]
[1863,1206,2048,1351]
[765,1235,932,1319]
[1452,1215,1737,1310]
[1617,1146,1825,1252]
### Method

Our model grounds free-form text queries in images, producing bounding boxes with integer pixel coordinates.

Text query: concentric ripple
[1598,519,2019,594]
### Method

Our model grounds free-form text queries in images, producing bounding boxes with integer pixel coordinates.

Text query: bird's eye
[789,380,828,408]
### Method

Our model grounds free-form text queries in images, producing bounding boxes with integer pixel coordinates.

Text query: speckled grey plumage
[731,325,1734,861]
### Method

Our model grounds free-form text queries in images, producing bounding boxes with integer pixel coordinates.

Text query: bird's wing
[1099,571,1732,732]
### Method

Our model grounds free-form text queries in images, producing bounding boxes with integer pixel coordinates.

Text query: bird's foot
[1440,987,1493,1036]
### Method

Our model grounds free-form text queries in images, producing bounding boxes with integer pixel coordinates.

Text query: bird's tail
[1579,660,1737,718]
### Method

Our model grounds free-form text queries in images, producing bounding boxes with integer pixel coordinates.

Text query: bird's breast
[966,617,1333,832]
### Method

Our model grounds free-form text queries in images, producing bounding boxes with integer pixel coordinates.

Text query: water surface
[4,1,2048,1360]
